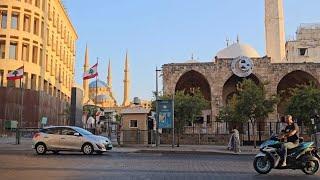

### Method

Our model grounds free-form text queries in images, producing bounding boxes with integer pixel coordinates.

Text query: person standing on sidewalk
[227,126,241,153]
[232,126,241,153]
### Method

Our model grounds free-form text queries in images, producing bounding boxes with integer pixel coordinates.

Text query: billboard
[157,100,173,129]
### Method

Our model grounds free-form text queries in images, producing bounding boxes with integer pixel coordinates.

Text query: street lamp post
[155,67,161,147]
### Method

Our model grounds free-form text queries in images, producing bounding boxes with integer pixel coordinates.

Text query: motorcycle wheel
[253,156,272,174]
[302,158,319,175]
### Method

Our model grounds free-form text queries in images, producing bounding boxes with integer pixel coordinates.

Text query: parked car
[32,126,113,155]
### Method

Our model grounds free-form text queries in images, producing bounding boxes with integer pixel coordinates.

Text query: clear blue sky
[63,0,320,103]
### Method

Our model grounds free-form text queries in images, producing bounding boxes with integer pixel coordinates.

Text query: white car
[32,126,113,155]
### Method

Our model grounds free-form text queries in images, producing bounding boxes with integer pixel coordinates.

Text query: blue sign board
[157,100,173,129]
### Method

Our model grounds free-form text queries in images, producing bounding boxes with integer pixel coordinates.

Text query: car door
[60,127,83,150]
[42,127,62,150]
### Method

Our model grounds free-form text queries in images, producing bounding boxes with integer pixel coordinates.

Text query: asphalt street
[0,151,319,180]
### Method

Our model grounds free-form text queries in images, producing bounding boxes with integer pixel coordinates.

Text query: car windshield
[73,127,93,135]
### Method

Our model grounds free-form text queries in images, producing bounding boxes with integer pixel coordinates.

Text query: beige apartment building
[0,0,77,101]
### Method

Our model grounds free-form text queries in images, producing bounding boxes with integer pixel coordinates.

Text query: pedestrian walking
[227,126,241,153]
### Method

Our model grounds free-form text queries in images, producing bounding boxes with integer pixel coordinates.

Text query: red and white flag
[7,66,24,80]
[83,63,98,80]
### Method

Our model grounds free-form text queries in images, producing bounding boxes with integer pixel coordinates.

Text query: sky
[63,0,320,103]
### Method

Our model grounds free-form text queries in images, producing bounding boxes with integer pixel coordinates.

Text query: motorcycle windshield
[260,140,279,148]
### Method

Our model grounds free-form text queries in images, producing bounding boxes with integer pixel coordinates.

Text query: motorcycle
[253,135,320,175]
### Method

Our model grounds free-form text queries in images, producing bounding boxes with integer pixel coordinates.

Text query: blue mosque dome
[89,79,108,88]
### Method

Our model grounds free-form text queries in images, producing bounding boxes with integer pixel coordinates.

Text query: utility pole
[155,67,161,147]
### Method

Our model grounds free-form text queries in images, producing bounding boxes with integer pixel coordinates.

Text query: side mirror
[74,132,80,136]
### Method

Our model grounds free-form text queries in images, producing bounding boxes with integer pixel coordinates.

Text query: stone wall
[162,57,320,122]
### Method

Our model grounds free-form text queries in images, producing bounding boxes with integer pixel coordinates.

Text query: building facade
[286,24,320,63]
[162,0,320,132]
[0,0,77,101]
[0,0,77,128]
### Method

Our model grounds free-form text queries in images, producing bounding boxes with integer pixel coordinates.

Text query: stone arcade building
[161,0,320,139]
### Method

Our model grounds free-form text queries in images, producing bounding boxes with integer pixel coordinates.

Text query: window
[54,61,59,80]
[32,45,38,64]
[23,15,30,32]
[37,75,41,90]
[39,48,43,66]
[23,72,28,89]
[35,0,40,8]
[1,10,7,29]
[9,42,18,59]
[33,17,39,35]
[0,40,5,58]
[45,54,49,72]
[22,43,29,61]
[61,128,76,136]
[130,120,138,128]
[52,9,56,26]
[0,70,3,87]
[31,74,36,90]
[41,21,44,38]
[299,48,308,56]
[46,28,50,46]
[42,127,60,135]
[42,0,46,11]
[51,58,54,75]
[11,12,19,30]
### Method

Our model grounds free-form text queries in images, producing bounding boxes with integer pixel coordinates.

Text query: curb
[136,149,257,156]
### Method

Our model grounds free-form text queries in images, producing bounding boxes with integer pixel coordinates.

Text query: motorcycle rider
[279,115,300,167]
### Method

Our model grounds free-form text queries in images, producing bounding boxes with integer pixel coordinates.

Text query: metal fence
[161,121,311,145]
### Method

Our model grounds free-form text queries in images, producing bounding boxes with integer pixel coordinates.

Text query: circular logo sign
[231,56,254,77]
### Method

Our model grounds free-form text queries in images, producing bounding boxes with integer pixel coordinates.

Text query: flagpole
[18,76,23,144]
[95,58,98,134]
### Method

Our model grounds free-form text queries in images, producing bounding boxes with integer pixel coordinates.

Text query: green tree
[217,79,278,148]
[153,89,209,147]
[285,83,320,133]
[173,89,209,146]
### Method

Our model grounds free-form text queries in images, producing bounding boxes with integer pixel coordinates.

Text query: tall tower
[122,51,130,106]
[83,44,89,101]
[107,59,112,88]
[265,0,286,63]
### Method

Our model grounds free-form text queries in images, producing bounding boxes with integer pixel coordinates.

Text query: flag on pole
[83,63,98,80]
[7,66,24,80]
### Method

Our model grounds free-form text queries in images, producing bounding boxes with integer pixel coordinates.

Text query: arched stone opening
[277,70,320,116]
[175,70,211,101]
[222,74,260,105]
[175,70,211,127]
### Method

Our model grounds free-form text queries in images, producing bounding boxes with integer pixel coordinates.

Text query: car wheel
[35,143,47,155]
[82,143,94,155]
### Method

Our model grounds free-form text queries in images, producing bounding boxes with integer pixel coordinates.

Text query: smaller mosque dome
[216,43,260,59]
[89,79,108,88]
[96,94,111,101]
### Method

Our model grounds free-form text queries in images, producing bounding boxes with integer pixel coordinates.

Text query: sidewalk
[118,144,259,155]
[0,137,259,155]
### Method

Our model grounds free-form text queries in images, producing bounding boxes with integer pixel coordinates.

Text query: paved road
[0,151,319,180]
